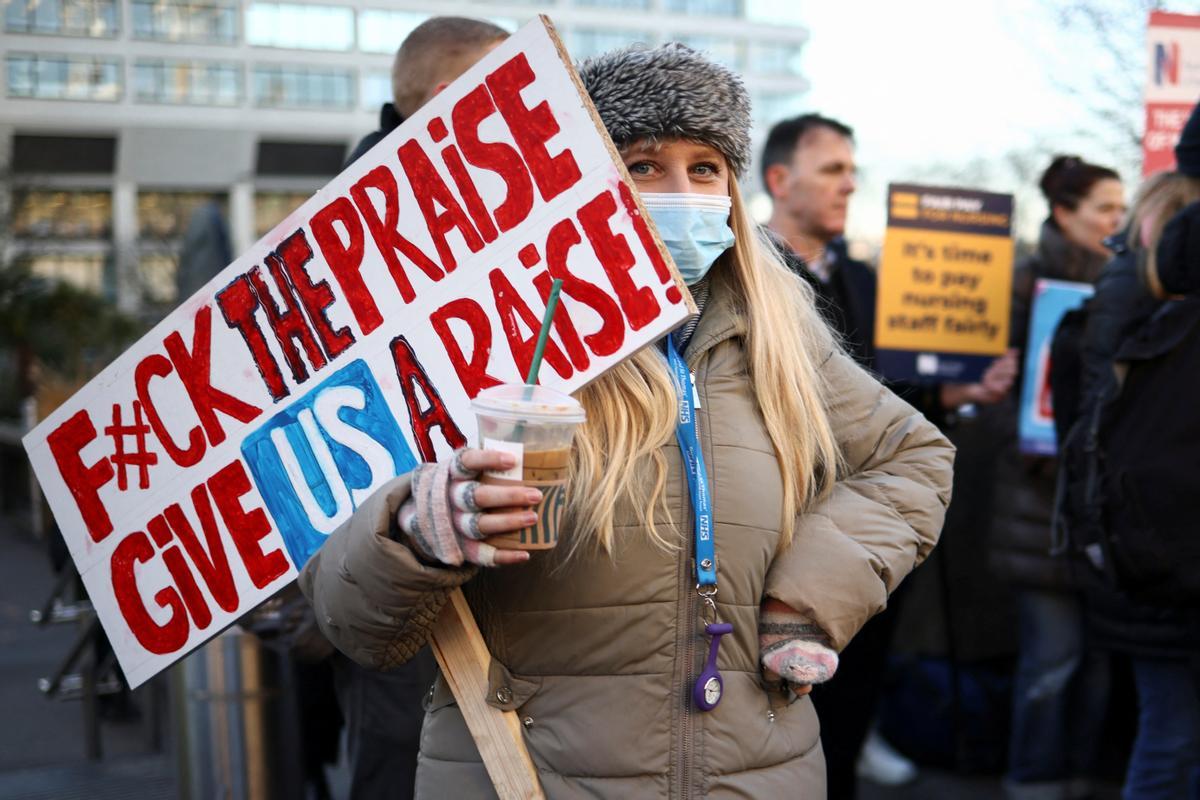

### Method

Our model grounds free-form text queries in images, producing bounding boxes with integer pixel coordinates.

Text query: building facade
[1,0,807,313]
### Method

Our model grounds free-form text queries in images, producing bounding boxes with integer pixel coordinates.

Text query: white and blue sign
[1018,279,1094,456]
[242,359,418,566]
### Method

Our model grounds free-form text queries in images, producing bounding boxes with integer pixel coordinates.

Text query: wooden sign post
[431,589,545,799]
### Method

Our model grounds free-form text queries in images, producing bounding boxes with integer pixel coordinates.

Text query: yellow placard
[876,228,1013,356]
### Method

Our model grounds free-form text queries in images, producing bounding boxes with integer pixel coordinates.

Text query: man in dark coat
[345,16,507,165]
[762,113,1016,797]
[335,17,507,799]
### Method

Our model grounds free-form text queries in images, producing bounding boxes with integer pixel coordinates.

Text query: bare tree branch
[1040,0,1200,175]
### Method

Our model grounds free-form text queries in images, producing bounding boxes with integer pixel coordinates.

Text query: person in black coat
[336,16,507,800]
[761,113,1016,797]
[345,16,506,165]
[1064,173,1200,799]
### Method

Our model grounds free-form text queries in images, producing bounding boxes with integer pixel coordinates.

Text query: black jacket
[345,102,404,168]
[986,221,1109,590]
[337,98,442,794]
[775,237,945,424]
[1070,230,1200,658]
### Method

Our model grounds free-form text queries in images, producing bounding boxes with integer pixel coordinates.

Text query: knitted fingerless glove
[395,453,497,567]
[759,598,839,686]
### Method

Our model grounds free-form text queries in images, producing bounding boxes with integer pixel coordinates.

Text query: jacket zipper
[675,476,697,800]
[682,569,698,799]
[676,344,723,798]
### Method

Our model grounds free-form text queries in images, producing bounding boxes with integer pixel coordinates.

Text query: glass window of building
[4,0,119,36]
[748,41,802,77]
[130,0,236,44]
[6,54,121,101]
[137,191,224,240]
[137,253,181,304]
[743,1,797,25]
[570,28,651,61]
[11,190,112,239]
[12,252,108,295]
[573,0,648,8]
[6,56,33,98]
[665,0,738,15]
[358,9,426,54]
[753,91,805,126]
[361,70,390,110]
[255,191,313,237]
[253,65,354,109]
[12,134,116,174]
[256,141,345,177]
[138,193,228,306]
[133,59,241,105]
[246,3,354,51]
[672,34,740,69]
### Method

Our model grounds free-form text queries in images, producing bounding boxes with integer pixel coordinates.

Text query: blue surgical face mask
[640,193,736,285]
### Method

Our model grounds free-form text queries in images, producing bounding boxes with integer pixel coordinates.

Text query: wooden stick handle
[429,588,546,800]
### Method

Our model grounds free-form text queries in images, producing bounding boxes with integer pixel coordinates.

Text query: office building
[1,0,808,311]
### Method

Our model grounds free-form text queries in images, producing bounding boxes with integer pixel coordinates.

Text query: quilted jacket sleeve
[298,475,476,671]
[765,350,955,651]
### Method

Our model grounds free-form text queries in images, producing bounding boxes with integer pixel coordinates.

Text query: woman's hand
[759,599,838,696]
[397,448,542,568]
[939,348,1019,409]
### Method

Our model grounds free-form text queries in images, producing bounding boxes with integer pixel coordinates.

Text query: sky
[749,0,1148,248]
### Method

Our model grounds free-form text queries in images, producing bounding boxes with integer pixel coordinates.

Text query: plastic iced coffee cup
[471,384,586,550]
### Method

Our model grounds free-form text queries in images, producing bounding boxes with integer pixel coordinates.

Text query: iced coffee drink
[471,384,585,550]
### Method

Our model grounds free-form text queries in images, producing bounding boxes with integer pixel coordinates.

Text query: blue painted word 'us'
[242,359,416,567]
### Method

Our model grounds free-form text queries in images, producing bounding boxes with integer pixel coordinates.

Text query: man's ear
[764,163,791,200]
[429,80,452,100]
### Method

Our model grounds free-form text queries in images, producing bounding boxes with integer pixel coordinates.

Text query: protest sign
[875,183,1014,383]
[1144,11,1200,176]
[1018,279,1093,456]
[22,16,693,689]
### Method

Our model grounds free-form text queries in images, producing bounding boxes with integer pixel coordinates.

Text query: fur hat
[578,43,752,177]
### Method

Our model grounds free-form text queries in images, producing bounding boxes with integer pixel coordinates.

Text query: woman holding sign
[302,43,953,798]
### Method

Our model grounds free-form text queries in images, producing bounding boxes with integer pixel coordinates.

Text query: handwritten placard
[23,16,693,688]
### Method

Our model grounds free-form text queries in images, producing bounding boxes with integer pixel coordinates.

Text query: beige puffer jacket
[301,279,954,799]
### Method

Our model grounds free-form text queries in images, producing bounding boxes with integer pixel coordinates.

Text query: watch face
[704,677,721,706]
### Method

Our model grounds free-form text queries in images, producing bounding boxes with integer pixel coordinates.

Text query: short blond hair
[392,17,508,118]
[1127,170,1200,296]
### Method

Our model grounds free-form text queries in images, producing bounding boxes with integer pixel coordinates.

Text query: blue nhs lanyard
[665,334,716,588]
[666,334,732,712]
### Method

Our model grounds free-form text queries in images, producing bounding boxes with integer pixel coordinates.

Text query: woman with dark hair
[1037,156,1125,263]
[990,155,1125,800]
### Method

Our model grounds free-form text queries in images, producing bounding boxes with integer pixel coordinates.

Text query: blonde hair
[1127,170,1200,297]
[563,179,843,559]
